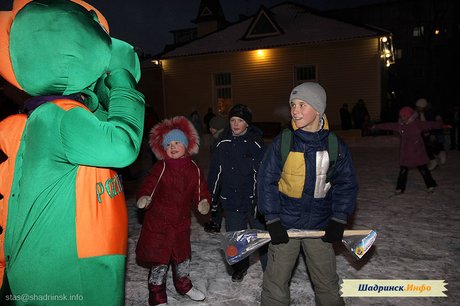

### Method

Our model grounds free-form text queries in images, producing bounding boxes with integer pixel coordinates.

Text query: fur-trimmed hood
[149,116,200,160]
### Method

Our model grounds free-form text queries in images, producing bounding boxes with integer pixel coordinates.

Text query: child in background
[258,82,357,306]
[373,106,443,193]
[207,104,267,282]
[135,116,211,306]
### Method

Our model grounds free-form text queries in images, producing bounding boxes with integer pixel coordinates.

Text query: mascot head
[0,0,140,111]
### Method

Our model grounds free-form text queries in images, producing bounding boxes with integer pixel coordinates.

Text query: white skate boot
[185,287,205,301]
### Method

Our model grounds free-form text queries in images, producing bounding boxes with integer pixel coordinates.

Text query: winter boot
[428,159,438,171]
[185,287,206,301]
[231,259,249,282]
[231,269,247,282]
[148,284,167,306]
[204,220,221,233]
[438,151,447,165]
[148,265,169,306]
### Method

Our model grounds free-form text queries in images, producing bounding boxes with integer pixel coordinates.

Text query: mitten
[198,199,210,215]
[267,220,289,245]
[137,195,152,209]
[321,219,345,243]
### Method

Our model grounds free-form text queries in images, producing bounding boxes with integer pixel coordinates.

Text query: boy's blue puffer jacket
[257,127,357,230]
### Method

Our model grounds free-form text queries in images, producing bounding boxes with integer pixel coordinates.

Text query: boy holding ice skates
[257,82,358,306]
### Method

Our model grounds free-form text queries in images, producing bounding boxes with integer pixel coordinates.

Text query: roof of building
[161,2,386,59]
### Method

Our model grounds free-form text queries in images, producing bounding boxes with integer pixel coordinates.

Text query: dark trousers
[396,165,437,192]
[210,200,223,226]
[225,210,268,272]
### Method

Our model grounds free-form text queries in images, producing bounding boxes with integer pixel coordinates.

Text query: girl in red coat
[136,116,211,306]
[373,106,443,194]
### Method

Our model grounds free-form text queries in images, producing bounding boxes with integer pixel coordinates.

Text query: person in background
[339,103,352,130]
[203,115,228,233]
[135,116,211,305]
[257,82,357,306]
[189,109,203,136]
[373,106,445,194]
[207,104,267,282]
[351,98,370,131]
[203,107,216,134]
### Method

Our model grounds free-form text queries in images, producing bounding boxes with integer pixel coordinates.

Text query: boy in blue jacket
[257,82,358,306]
[207,104,267,282]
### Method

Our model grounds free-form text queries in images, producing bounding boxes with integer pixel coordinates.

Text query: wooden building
[142,2,394,130]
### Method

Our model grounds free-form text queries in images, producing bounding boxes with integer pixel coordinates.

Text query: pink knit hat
[399,106,414,120]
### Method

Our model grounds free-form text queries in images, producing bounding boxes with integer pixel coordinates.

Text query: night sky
[0,0,391,56]
[84,0,388,56]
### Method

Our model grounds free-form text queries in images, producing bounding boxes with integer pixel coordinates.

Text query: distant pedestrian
[352,98,370,131]
[339,103,352,130]
[189,109,203,136]
[135,116,211,305]
[203,107,216,134]
[373,106,444,194]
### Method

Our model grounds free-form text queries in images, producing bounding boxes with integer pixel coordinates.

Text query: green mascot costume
[0,0,145,304]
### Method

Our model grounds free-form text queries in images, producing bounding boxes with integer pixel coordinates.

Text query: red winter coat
[375,118,442,167]
[135,156,211,266]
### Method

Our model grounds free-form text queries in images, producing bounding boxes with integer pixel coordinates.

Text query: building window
[413,26,424,37]
[214,72,232,115]
[294,65,317,85]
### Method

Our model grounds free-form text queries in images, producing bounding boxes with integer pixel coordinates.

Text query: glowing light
[257,50,265,57]
[379,36,395,67]
[434,29,440,35]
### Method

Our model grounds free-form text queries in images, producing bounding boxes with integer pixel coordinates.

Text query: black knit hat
[228,104,252,125]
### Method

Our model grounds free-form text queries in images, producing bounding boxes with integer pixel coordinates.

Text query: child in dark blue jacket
[207,104,267,282]
[258,82,358,306]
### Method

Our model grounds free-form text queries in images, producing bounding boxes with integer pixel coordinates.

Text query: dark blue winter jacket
[207,126,265,213]
[257,123,357,230]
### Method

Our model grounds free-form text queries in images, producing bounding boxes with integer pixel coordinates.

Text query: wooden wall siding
[137,67,165,119]
[161,37,381,128]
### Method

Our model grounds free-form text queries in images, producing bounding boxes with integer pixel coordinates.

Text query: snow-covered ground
[124,131,459,306]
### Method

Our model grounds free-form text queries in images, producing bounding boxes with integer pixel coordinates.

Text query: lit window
[214,72,232,115]
[413,26,424,37]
